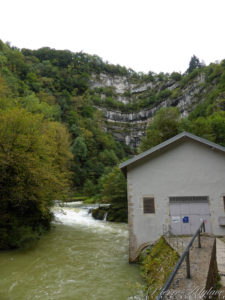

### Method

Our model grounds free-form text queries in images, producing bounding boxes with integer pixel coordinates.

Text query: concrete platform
[162,236,218,299]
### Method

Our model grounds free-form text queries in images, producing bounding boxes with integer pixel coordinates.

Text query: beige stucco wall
[127,139,225,262]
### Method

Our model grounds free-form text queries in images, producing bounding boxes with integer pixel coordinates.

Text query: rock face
[90,72,206,148]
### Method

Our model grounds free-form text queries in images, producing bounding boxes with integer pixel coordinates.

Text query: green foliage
[0,107,72,249]
[206,64,224,83]
[188,62,225,120]
[100,166,127,205]
[99,149,119,166]
[186,55,202,74]
[21,93,61,120]
[94,166,128,222]
[170,72,182,81]
[83,179,97,196]
[140,107,225,153]
[140,237,179,299]
[71,137,87,160]
[158,89,172,100]
[140,107,181,152]
[208,112,225,146]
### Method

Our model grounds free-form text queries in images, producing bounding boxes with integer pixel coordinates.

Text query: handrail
[156,220,205,300]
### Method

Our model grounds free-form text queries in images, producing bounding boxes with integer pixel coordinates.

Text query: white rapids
[52,201,128,237]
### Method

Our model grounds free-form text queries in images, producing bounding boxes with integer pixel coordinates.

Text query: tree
[0,75,10,99]
[21,94,61,120]
[101,166,127,205]
[96,166,128,222]
[170,72,182,81]
[71,136,87,161]
[140,107,181,152]
[186,55,202,74]
[0,108,72,249]
[208,112,225,146]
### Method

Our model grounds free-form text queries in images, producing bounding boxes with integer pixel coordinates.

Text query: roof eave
[119,131,225,173]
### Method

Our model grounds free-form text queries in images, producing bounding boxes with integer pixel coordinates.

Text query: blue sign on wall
[183,216,189,223]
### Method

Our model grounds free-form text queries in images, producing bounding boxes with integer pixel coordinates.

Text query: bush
[170,72,181,81]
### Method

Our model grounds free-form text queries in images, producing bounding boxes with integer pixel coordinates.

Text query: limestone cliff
[89,71,207,148]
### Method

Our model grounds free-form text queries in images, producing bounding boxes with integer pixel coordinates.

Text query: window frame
[143,197,155,214]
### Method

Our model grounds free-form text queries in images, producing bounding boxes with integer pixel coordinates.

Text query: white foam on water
[52,205,128,237]
[53,206,98,227]
[63,201,83,206]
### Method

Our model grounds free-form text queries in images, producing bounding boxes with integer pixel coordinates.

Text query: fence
[156,220,206,300]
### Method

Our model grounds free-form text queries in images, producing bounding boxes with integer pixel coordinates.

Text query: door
[169,196,211,235]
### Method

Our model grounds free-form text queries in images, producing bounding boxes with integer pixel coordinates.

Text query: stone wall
[205,238,218,297]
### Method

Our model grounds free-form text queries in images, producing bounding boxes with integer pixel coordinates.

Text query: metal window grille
[143,197,155,213]
[169,196,209,203]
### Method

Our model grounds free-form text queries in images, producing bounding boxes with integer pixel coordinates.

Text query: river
[0,202,142,300]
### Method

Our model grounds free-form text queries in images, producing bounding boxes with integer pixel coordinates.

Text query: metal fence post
[198,231,201,248]
[203,222,205,232]
[186,250,191,278]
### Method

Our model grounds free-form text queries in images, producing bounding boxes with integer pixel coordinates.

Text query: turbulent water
[0,202,142,300]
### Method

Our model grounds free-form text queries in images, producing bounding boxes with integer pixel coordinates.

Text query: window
[143,197,155,214]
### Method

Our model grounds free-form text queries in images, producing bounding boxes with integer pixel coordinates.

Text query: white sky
[1,0,225,74]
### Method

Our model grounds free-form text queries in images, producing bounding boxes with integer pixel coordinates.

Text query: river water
[0,202,142,300]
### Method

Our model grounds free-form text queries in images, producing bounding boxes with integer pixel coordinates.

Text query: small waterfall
[52,201,111,228]
[103,212,108,221]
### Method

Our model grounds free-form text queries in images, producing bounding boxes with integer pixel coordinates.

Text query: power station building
[120,132,225,262]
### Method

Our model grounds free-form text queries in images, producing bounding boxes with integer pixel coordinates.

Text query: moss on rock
[140,236,179,299]
[92,206,127,222]
[92,208,106,220]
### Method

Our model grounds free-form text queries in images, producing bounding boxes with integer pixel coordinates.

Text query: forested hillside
[0,40,225,248]
[0,40,131,248]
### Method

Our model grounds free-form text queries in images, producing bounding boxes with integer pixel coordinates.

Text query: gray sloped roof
[119,131,225,173]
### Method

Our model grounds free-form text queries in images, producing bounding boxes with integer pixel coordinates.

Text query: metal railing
[156,221,206,300]
[163,224,185,254]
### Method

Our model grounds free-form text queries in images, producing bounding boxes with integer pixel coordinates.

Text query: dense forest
[0,40,225,249]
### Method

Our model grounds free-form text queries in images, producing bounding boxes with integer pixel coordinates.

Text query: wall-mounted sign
[200,218,207,224]
[172,216,180,223]
[183,216,189,223]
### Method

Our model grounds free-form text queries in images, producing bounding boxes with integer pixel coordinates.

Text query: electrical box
[218,216,225,226]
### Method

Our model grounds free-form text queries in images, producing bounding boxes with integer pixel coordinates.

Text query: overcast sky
[1,0,225,74]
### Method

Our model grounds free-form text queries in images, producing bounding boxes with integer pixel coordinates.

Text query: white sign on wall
[172,216,180,223]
